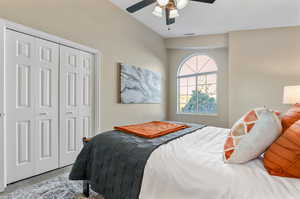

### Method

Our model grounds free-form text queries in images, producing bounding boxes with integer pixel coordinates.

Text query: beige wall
[168,48,229,128]
[228,27,300,126]
[0,0,168,131]
[167,26,300,128]
[0,1,298,131]
[165,34,228,50]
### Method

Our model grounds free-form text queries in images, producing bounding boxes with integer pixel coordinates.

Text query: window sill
[176,112,218,117]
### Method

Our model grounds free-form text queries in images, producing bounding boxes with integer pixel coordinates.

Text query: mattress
[140,126,300,199]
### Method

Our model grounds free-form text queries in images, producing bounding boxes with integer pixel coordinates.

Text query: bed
[70,125,300,199]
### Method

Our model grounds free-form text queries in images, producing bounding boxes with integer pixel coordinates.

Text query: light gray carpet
[0,173,103,199]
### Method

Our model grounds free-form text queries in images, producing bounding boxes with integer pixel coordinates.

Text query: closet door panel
[6,30,36,183]
[35,39,59,174]
[59,46,81,167]
[78,51,94,148]
[79,52,94,113]
[0,24,3,191]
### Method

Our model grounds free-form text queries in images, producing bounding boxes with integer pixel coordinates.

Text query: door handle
[39,113,47,116]
[0,113,3,117]
[66,112,73,115]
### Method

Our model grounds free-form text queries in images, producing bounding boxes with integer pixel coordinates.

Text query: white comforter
[140,126,300,199]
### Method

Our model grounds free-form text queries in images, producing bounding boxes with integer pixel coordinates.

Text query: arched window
[177,55,217,114]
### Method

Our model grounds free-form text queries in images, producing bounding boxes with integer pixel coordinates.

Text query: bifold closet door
[35,38,59,174]
[6,30,59,183]
[79,51,94,141]
[59,46,94,167]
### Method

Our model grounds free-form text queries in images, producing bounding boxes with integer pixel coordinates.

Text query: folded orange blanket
[114,121,188,138]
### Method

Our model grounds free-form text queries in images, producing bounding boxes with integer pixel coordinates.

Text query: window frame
[176,54,218,116]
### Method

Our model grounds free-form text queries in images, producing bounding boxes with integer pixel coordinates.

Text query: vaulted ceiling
[110,0,300,38]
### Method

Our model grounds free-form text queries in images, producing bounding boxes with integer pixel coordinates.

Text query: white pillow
[224,107,282,163]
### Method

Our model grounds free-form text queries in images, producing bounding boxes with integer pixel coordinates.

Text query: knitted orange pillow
[281,103,300,131]
[263,120,300,178]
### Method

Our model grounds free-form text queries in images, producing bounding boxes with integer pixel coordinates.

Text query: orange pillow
[263,120,300,178]
[281,103,300,131]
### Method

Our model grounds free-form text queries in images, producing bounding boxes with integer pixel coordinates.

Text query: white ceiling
[109,0,300,38]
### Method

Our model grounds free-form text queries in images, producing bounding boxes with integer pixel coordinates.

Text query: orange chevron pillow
[224,108,282,163]
[263,120,300,178]
[281,104,300,131]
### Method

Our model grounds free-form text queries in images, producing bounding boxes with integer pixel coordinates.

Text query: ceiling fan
[126,0,216,26]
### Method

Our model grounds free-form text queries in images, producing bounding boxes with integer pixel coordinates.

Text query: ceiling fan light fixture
[157,0,169,6]
[175,0,189,9]
[152,5,163,17]
[169,9,179,18]
[126,0,217,26]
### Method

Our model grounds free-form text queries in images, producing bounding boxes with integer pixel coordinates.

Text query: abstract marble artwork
[120,64,161,104]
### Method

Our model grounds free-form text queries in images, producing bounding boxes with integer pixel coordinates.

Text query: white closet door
[35,39,59,174]
[60,46,94,167]
[6,30,37,183]
[0,22,5,191]
[6,30,59,183]
[78,51,94,147]
[59,45,82,167]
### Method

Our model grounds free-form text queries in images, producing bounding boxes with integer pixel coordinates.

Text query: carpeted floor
[0,172,103,199]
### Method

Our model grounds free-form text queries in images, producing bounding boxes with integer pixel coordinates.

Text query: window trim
[176,54,218,116]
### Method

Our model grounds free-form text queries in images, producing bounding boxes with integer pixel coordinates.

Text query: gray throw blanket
[69,122,205,199]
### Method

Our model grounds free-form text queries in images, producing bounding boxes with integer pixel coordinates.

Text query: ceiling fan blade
[166,9,175,25]
[191,0,216,4]
[126,0,156,13]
